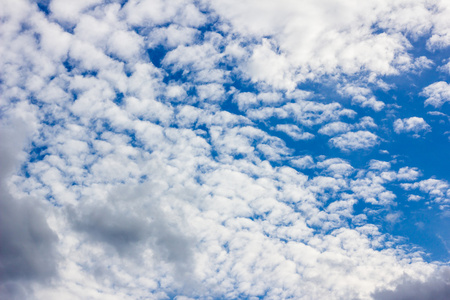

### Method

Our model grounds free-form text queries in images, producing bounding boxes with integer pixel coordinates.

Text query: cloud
[369,160,391,171]
[318,121,352,136]
[315,158,354,178]
[49,0,102,24]
[402,178,450,207]
[329,130,379,151]
[247,100,356,127]
[394,117,431,137]
[372,267,450,300]
[0,110,59,299]
[207,0,447,89]
[245,39,296,90]
[421,81,450,108]
[339,84,385,111]
[291,155,315,169]
[123,0,206,28]
[318,116,377,136]
[426,1,450,50]
[438,60,450,75]
[408,195,423,202]
[67,183,195,276]
[272,124,314,140]
[148,25,200,48]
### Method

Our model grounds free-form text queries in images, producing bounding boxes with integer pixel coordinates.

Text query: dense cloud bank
[1,0,449,299]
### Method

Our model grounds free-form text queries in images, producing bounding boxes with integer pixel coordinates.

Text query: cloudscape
[1,0,450,299]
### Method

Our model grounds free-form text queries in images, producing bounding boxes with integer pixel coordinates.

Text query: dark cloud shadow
[0,123,59,299]
[372,267,450,300]
[66,182,195,282]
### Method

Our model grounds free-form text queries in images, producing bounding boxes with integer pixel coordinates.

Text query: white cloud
[123,0,206,28]
[393,117,431,136]
[318,116,377,136]
[385,212,402,224]
[318,121,352,136]
[426,1,450,50]
[329,131,379,151]
[245,39,296,90]
[196,83,226,103]
[291,155,315,169]
[207,0,443,88]
[438,60,450,75]
[272,124,314,141]
[408,195,423,202]
[339,84,385,111]
[356,116,377,129]
[421,81,450,108]
[50,0,102,24]
[351,176,396,205]
[233,92,258,110]
[107,30,144,61]
[316,158,354,178]
[369,160,391,171]
[148,25,200,48]
[247,100,356,128]
[396,167,421,181]
[402,178,450,207]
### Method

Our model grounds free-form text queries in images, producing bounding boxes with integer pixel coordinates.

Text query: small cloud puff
[272,124,314,141]
[394,117,431,137]
[319,116,377,136]
[339,84,385,111]
[421,81,450,108]
[291,155,314,169]
[369,160,391,171]
[329,131,379,152]
[408,195,423,202]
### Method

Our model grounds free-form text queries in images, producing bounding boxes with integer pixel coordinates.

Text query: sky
[1,0,450,299]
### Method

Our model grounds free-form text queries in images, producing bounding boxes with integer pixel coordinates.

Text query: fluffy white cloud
[272,124,314,140]
[148,25,200,48]
[318,121,352,136]
[402,179,450,207]
[291,155,315,169]
[393,117,431,136]
[318,116,377,136]
[247,100,356,127]
[329,131,379,151]
[421,81,450,108]
[339,84,385,111]
[369,160,391,171]
[207,0,443,88]
[123,0,206,28]
[438,60,450,75]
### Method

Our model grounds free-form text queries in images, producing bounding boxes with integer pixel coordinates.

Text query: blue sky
[1,0,450,299]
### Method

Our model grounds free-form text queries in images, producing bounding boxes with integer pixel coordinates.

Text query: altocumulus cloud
[1,0,450,299]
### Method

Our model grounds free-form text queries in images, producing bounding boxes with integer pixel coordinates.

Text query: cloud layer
[1,0,449,299]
